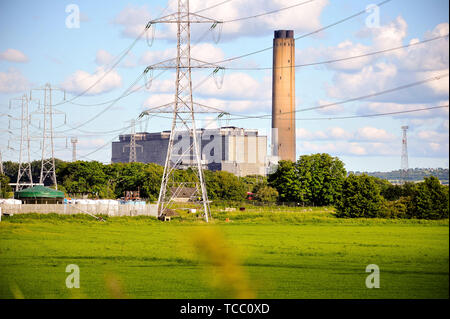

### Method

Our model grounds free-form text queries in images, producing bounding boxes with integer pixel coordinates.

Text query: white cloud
[140,48,175,66]
[196,72,271,100]
[323,19,449,105]
[298,141,399,157]
[359,101,449,119]
[0,68,29,93]
[140,43,225,66]
[416,130,448,143]
[0,49,28,63]
[61,67,122,95]
[114,0,329,41]
[95,50,114,66]
[113,5,152,38]
[96,49,137,68]
[296,127,352,140]
[315,100,346,115]
[355,126,394,141]
[78,138,106,148]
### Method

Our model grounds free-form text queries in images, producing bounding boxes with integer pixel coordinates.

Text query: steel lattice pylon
[129,119,137,163]
[40,84,58,188]
[401,126,409,183]
[16,94,33,191]
[141,0,224,222]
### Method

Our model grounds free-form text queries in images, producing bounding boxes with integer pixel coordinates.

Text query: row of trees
[266,154,448,219]
[335,174,449,219]
[2,153,448,219]
[1,160,256,202]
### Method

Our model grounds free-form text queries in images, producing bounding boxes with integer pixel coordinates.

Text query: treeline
[1,154,448,219]
[350,168,449,183]
[0,160,266,202]
[266,154,448,220]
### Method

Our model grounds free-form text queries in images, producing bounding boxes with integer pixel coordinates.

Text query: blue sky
[0,0,448,172]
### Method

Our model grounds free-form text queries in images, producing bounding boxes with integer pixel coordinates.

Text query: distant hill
[349,168,449,185]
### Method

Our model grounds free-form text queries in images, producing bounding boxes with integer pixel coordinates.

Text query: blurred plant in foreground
[190,227,255,299]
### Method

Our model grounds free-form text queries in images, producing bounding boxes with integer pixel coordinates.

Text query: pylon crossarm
[145,57,223,70]
[150,10,220,24]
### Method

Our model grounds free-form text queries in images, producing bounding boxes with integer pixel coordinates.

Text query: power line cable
[193,0,235,14]
[225,34,449,70]
[224,105,449,121]
[193,73,449,119]
[58,71,146,133]
[222,0,316,23]
[207,0,393,66]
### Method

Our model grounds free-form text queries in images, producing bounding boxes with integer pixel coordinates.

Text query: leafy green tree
[142,163,164,201]
[0,173,12,198]
[268,154,346,205]
[205,170,246,201]
[268,160,300,202]
[296,153,346,206]
[408,176,449,219]
[57,161,111,198]
[254,186,278,202]
[241,175,267,193]
[335,174,384,218]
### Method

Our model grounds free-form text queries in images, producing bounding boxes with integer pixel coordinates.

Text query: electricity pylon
[123,119,142,163]
[15,94,33,191]
[31,83,66,189]
[401,126,409,183]
[129,119,137,162]
[71,137,78,162]
[139,0,225,222]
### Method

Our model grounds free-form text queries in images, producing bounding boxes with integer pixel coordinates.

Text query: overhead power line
[193,0,235,14]
[58,71,147,134]
[223,105,449,121]
[206,0,393,66]
[225,34,449,70]
[180,73,448,120]
[221,0,316,23]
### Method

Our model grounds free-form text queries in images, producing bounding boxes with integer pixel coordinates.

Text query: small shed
[169,187,197,202]
[15,185,65,204]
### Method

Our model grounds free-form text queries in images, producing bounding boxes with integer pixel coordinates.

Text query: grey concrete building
[112,127,268,176]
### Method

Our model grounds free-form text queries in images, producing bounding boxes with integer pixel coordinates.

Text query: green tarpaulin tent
[15,185,64,204]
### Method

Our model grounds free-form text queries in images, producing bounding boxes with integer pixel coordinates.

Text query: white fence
[0,203,158,217]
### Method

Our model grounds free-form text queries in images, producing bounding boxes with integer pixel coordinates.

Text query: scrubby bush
[254,186,278,202]
[380,197,409,219]
[335,174,384,218]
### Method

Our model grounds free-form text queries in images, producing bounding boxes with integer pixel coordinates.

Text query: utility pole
[401,126,409,183]
[139,0,225,222]
[15,94,33,191]
[71,137,78,162]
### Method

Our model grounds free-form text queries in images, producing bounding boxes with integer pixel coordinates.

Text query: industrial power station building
[112,29,295,177]
[112,127,267,176]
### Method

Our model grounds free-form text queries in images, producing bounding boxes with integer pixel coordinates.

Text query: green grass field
[0,207,448,299]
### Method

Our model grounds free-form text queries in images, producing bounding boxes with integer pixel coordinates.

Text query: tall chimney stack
[272,30,296,162]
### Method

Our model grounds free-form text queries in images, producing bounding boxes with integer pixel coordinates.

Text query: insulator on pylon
[210,22,223,44]
[146,23,155,48]
[213,67,225,89]
[144,68,154,90]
